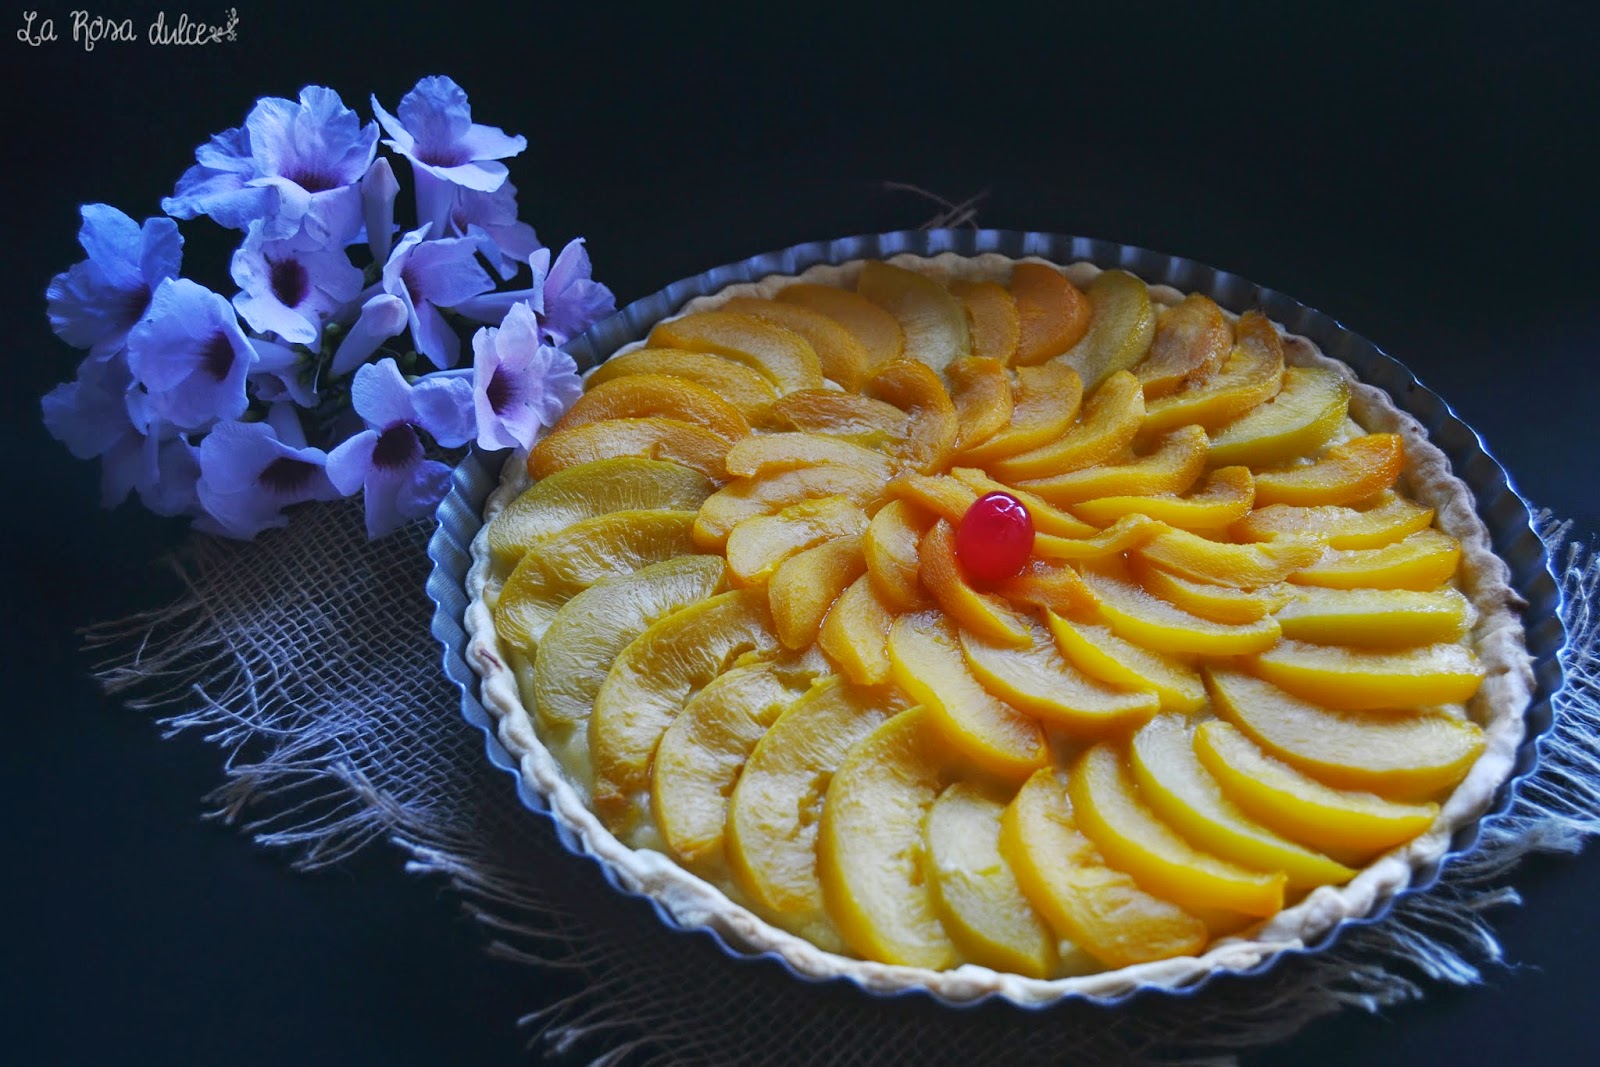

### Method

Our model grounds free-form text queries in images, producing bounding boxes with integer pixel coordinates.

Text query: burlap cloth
[88,497,1599,1066]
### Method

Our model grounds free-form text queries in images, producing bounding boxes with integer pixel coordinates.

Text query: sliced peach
[1079,559,1283,656]
[692,464,885,552]
[887,472,979,525]
[1193,721,1442,861]
[725,495,868,587]
[586,348,781,427]
[1288,528,1462,590]
[528,417,732,481]
[1141,312,1286,434]
[1131,557,1290,625]
[999,768,1209,969]
[919,520,1034,647]
[887,612,1049,780]
[1010,262,1092,365]
[948,279,1021,365]
[1249,639,1485,711]
[960,618,1158,732]
[863,497,935,612]
[987,370,1145,481]
[554,373,751,443]
[769,533,867,649]
[649,311,825,394]
[946,356,1014,451]
[818,573,897,685]
[992,558,1099,618]
[1207,667,1485,800]
[857,260,971,373]
[1274,586,1471,648]
[1069,466,1255,532]
[862,358,959,473]
[776,283,905,367]
[1046,611,1205,713]
[1133,526,1324,588]
[724,431,897,483]
[956,363,1084,463]
[1135,293,1233,398]
[771,389,910,449]
[948,467,1100,537]
[1057,270,1156,388]
[1234,490,1437,550]
[1207,365,1350,469]
[720,296,873,390]
[1030,514,1161,562]
[1018,424,1208,506]
[1253,433,1405,508]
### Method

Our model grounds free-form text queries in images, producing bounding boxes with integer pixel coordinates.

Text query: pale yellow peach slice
[528,417,732,481]
[955,363,1084,463]
[1253,433,1405,508]
[1249,639,1485,710]
[1233,490,1437,549]
[724,431,897,483]
[585,348,781,427]
[1273,586,1471,648]
[720,296,873,390]
[1130,556,1290,625]
[948,279,1021,365]
[724,495,868,587]
[1133,525,1324,588]
[857,260,972,373]
[987,370,1145,481]
[1207,365,1350,469]
[885,471,979,526]
[771,389,910,449]
[1045,611,1204,713]
[1079,559,1283,656]
[863,497,935,612]
[692,464,886,552]
[553,372,752,442]
[1018,424,1208,506]
[959,618,1158,732]
[649,311,825,393]
[1030,514,1161,562]
[769,533,867,649]
[946,356,1015,452]
[1068,466,1254,532]
[1057,270,1156,389]
[919,520,1033,647]
[1134,293,1232,398]
[1287,528,1462,590]
[1141,313,1285,434]
[776,283,905,367]
[818,573,897,685]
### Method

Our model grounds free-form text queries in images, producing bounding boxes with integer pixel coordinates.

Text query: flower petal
[411,372,476,448]
[348,358,418,429]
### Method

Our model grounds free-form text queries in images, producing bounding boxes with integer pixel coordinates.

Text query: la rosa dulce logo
[18,8,239,50]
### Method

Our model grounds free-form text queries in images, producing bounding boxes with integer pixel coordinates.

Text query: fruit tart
[463,249,1535,1002]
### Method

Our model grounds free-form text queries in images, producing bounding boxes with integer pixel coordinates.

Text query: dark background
[6,2,1599,1063]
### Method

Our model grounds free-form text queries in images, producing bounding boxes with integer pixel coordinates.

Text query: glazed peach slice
[486,457,714,571]
[1207,667,1485,800]
[1234,490,1437,550]
[584,348,781,427]
[1193,721,1441,861]
[1207,365,1351,469]
[948,467,1099,538]
[730,676,898,916]
[1129,715,1356,891]
[887,612,1049,781]
[724,495,868,587]
[886,472,978,525]
[1253,433,1405,508]
[691,464,885,552]
[528,418,733,481]
[816,706,957,968]
[863,497,934,612]
[1046,611,1205,714]
[1130,557,1290,625]
[1249,639,1485,711]
[862,358,959,473]
[919,520,1033,647]
[1134,293,1233,398]
[818,573,897,685]
[948,279,1021,365]
[771,389,910,449]
[987,370,1145,481]
[1068,466,1254,532]
[769,533,868,649]
[955,363,1083,464]
[1141,312,1286,434]
[991,558,1099,618]
[649,311,825,393]
[1133,525,1324,588]
[552,373,751,443]
[1029,514,1161,563]
[1010,262,1092,365]
[720,296,873,390]
[724,432,897,483]
[1288,528,1462,590]
[1078,559,1282,657]
[1069,743,1286,918]
[1018,424,1208,506]
[999,768,1209,969]
[946,357,1014,452]
[856,260,972,373]
[775,283,905,367]
[1273,586,1471,648]
[959,618,1158,732]
[1057,270,1157,389]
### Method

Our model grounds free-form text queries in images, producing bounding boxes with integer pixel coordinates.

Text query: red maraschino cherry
[956,491,1035,581]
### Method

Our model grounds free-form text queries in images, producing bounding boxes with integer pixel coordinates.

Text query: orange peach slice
[1068,466,1255,532]
[1046,611,1205,713]
[1253,433,1405,508]
[999,768,1209,969]
[1288,528,1462,590]
[1249,639,1485,711]
[960,618,1158,732]
[720,296,873,390]
[1273,586,1471,648]
[1018,424,1208,506]
[1133,526,1324,588]
[987,370,1145,481]
[1079,560,1283,657]
[1193,721,1441,861]
[1207,667,1485,800]
[723,431,897,483]
[818,573,897,685]
[1234,490,1437,550]
[1129,715,1356,891]
[857,260,971,373]
[554,372,751,442]
[948,279,1021,365]
[1069,743,1286,917]
[649,311,825,394]
[1141,311,1286,434]
[528,417,732,481]
[863,358,960,473]
[1057,270,1156,388]
[863,497,935,612]
[1030,514,1161,562]
[769,533,868,649]
[1135,293,1233,398]
[771,389,910,448]
[1207,365,1351,469]
[991,558,1099,618]
[956,363,1084,463]
[725,495,868,587]
[1131,557,1290,625]
[692,464,885,552]
[919,520,1034,646]
[887,612,1049,780]
[776,283,905,367]
[946,356,1015,451]
[585,348,781,427]
[1010,262,1092,365]
[886,472,976,525]
[948,468,1099,537]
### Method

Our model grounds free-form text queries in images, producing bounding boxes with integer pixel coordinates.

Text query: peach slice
[999,768,1209,969]
[1017,424,1208,506]
[857,260,972,373]
[553,373,751,443]
[1193,721,1441,861]
[1207,667,1485,800]
[1253,433,1405,508]
[960,618,1158,732]
[725,495,868,587]
[818,573,897,685]
[1130,557,1289,625]
[769,533,868,649]
[776,283,905,367]
[948,279,1021,365]
[1010,262,1092,365]
[926,781,1063,979]
[692,464,886,552]
[886,472,977,525]
[1288,528,1462,590]
[863,497,935,612]
[1134,293,1233,398]
[1133,525,1324,588]
[1141,314,1286,434]
[946,467,1099,538]
[1129,715,1356,891]
[1249,639,1485,711]
[1046,611,1205,714]
[1233,490,1437,550]
[1079,560,1283,657]
[720,296,873,390]
[585,348,781,427]
[529,417,733,482]
[887,612,1049,781]
[1207,365,1351,469]
[1068,466,1255,532]
[487,456,713,572]
[724,431,897,483]
[991,559,1099,618]
[649,311,825,393]
[987,370,1145,481]
[946,357,1015,452]
[732,676,898,916]
[919,520,1034,647]
[955,363,1084,463]
[1057,270,1156,389]
[771,389,910,449]
[1068,743,1287,917]
[1273,586,1471,648]
[863,358,960,473]
[1030,514,1161,562]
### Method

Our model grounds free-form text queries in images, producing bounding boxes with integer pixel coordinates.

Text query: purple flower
[471,302,581,451]
[41,351,137,461]
[360,157,400,264]
[161,125,273,232]
[449,180,541,280]
[331,294,409,376]
[381,225,494,370]
[126,278,253,432]
[247,338,319,408]
[46,204,183,360]
[540,238,615,345]
[230,221,364,345]
[195,405,342,539]
[326,359,475,538]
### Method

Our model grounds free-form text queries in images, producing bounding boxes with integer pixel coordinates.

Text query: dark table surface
[6,3,1600,1064]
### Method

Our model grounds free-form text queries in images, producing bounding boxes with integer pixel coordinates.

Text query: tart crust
[463,252,1535,1004]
